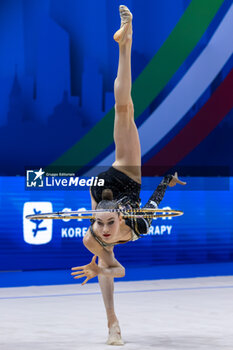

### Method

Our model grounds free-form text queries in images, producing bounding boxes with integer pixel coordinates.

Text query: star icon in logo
[34,168,45,181]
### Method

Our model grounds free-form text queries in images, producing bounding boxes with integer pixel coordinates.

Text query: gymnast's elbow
[82,233,90,249]
[119,267,126,278]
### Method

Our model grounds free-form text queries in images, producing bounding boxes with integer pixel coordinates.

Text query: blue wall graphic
[0,0,194,175]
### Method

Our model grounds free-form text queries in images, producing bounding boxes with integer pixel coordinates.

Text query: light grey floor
[1,276,233,350]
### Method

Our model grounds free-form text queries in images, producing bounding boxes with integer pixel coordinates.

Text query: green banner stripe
[51,0,224,169]
[132,0,225,116]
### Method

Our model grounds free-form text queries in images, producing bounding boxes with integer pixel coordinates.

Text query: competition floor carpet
[1,276,233,350]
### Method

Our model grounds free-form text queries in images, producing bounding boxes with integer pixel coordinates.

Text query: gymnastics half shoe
[114,5,133,44]
[106,322,124,346]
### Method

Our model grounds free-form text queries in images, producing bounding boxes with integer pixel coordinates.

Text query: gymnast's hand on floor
[71,255,99,285]
[168,172,187,187]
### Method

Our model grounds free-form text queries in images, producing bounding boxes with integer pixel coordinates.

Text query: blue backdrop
[0,0,233,276]
[0,176,232,271]
[0,0,232,175]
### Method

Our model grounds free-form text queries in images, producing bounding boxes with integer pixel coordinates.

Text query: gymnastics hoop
[26,208,184,220]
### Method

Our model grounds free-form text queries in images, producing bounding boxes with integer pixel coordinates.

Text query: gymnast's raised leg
[112,5,141,184]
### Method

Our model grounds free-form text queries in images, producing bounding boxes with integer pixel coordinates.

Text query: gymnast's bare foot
[113,5,133,45]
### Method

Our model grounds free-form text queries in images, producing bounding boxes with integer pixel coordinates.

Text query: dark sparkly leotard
[90,166,141,207]
[90,166,172,247]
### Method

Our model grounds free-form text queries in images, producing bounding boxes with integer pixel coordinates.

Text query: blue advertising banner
[0,176,232,271]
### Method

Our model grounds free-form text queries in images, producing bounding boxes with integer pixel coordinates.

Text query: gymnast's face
[94,212,122,243]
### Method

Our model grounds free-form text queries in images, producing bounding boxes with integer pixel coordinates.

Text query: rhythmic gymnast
[71,5,186,346]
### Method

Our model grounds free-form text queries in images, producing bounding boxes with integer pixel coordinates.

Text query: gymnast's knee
[115,101,134,115]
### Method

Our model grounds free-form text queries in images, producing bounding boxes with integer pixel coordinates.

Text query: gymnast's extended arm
[89,188,125,277]
[70,232,125,285]
[125,172,186,235]
[70,190,125,285]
